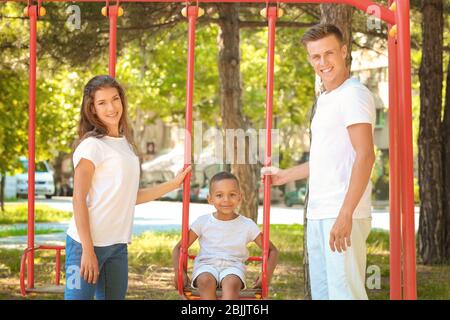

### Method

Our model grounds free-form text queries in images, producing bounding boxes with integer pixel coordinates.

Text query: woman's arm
[136,166,191,205]
[253,234,279,288]
[172,230,198,289]
[72,158,99,284]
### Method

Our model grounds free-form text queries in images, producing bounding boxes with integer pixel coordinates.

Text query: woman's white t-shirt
[190,213,261,265]
[66,136,140,246]
[307,77,376,220]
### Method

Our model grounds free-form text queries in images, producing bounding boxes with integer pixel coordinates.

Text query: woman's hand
[173,165,192,187]
[80,248,99,284]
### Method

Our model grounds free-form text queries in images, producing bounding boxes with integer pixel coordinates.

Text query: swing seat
[20,245,65,296]
[183,286,262,300]
[25,284,65,294]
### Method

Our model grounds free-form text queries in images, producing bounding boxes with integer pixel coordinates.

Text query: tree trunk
[0,173,4,212]
[216,3,258,221]
[442,58,450,261]
[418,0,445,264]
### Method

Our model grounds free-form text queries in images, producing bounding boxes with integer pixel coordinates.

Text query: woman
[64,75,191,300]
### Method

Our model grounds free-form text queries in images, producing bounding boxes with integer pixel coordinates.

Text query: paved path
[0,198,420,249]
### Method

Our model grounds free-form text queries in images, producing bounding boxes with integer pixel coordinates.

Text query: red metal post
[108,5,118,77]
[262,6,278,299]
[26,4,38,291]
[5,1,396,25]
[387,3,402,298]
[179,5,197,297]
[395,0,417,300]
[56,249,61,285]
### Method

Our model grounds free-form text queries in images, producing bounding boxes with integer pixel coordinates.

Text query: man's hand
[260,166,287,186]
[329,213,353,253]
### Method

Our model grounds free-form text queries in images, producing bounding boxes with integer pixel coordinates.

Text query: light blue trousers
[307,218,371,300]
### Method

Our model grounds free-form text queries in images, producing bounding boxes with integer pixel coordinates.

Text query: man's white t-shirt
[307,77,376,220]
[66,136,140,246]
[190,213,261,265]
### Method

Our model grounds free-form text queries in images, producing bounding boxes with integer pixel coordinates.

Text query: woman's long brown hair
[74,75,138,154]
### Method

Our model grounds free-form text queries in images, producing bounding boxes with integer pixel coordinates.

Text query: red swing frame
[8,0,416,300]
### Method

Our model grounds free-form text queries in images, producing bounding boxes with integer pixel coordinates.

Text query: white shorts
[191,259,246,290]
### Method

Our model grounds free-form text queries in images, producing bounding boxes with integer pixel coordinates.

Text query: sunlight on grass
[0,204,71,224]
[0,225,449,299]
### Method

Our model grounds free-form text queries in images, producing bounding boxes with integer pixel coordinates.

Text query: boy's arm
[172,230,198,288]
[253,234,279,287]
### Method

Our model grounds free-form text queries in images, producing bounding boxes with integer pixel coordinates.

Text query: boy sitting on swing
[172,171,279,300]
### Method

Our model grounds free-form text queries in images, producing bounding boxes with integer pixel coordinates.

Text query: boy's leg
[95,244,128,300]
[307,220,329,300]
[323,218,372,300]
[192,265,219,300]
[64,235,97,300]
[219,266,245,300]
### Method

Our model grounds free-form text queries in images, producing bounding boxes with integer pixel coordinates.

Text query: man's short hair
[301,23,344,47]
[209,171,240,191]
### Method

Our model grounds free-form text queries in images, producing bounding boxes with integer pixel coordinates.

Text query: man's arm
[329,123,375,252]
[261,162,309,186]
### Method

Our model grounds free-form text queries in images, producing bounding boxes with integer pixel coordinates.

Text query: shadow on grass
[0,225,448,299]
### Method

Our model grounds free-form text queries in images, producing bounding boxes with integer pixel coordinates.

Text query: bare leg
[195,273,217,300]
[221,275,242,300]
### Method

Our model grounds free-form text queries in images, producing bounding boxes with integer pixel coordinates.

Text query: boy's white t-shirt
[66,136,140,246]
[190,213,261,265]
[307,77,376,220]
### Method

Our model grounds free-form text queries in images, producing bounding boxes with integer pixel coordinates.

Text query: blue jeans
[64,235,128,300]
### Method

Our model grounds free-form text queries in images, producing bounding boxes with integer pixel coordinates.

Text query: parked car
[258,184,284,204]
[140,169,201,202]
[15,157,55,199]
[284,185,307,207]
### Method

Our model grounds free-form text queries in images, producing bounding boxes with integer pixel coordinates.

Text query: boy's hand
[252,275,262,289]
[173,270,190,289]
[260,166,287,186]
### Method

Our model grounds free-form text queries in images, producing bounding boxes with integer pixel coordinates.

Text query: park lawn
[0,228,64,238]
[0,224,449,300]
[0,204,71,224]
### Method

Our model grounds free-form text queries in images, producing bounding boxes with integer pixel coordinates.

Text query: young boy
[172,171,278,300]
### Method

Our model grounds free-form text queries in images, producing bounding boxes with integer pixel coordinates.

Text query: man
[262,24,376,300]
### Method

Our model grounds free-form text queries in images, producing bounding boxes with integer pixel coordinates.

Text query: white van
[15,157,55,199]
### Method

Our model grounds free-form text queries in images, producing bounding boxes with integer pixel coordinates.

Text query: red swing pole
[102,0,122,77]
[387,0,402,300]
[261,4,279,299]
[25,1,39,291]
[395,0,417,300]
[178,4,199,297]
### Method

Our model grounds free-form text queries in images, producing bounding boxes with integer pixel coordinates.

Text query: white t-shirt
[66,136,140,246]
[307,77,375,220]
[190,213,261,265]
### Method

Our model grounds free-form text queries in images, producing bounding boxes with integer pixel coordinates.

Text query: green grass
[0,228,64,238]
[0,225,449,300]
[0,204,71,224]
